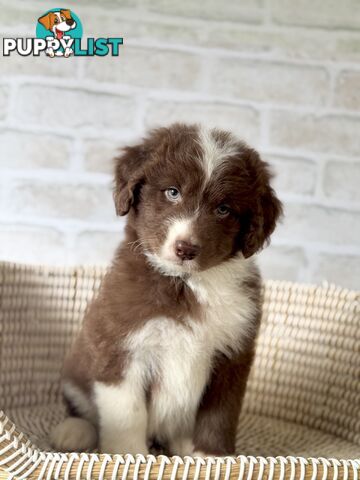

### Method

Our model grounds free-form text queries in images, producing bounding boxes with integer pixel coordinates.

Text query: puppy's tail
[50,416,97,452]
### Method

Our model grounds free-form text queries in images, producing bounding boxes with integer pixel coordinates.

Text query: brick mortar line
[1,121,358,165]
[2,77,360,122]
[2,125,360,169]
[0,121,139,141]
[261,147,359,163]
[278,194,360,214]
[0,169,112,184]
[259,109,269,148]
[69,138,85,172]
[1,168,359,213]
[133,94,147,133]
[313,158,327,200]
[1,216,360,259]
[2,121,137,141]
[301,251,318,284]
[263,0,272,26]
[5,82,18,125]
[0,216,122,234]
[270,239,360,256]
[126,38,360,71]
[327,67,337,108]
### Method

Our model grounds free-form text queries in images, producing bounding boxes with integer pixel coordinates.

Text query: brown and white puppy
[51,124,282,457]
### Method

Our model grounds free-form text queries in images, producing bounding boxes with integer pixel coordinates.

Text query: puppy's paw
[50,417,97,452]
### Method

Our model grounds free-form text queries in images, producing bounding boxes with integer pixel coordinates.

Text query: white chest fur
[125,256,258,442]
[94,256,258,455]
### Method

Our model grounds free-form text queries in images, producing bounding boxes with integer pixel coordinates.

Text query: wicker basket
[0,262,359,480]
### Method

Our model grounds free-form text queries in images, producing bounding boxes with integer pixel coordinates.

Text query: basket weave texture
[0,262,359,479]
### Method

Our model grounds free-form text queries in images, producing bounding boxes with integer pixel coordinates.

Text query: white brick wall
[0,0,359,290]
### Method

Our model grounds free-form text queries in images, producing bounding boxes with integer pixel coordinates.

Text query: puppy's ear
[60,9,72,19]
[241,152,283,258]
[113,144,147,216]
[38,13,52,30]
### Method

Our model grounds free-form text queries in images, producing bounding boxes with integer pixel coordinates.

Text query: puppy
[38,9,76,57]
[51,124,282,456]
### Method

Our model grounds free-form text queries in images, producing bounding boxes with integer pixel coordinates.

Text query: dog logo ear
[38,12,53,31]
[60,9,71,19]
[113,144,147,216]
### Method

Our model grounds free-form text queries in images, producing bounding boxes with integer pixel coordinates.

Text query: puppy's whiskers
[128,237,158,254]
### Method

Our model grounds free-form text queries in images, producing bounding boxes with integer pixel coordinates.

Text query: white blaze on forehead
[198,127,239,179]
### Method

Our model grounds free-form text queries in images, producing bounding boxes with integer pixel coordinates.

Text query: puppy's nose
[175,240,200,261]
[66,18,74,26]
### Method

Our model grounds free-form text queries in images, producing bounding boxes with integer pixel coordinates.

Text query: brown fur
[193,272,262,455]
[38,12,57,31]
[62,123,282,455]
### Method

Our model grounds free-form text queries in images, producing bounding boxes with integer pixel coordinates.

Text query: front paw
[51,417,97,452]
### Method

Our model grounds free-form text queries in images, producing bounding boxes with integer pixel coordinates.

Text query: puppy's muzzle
[175,240,200,261]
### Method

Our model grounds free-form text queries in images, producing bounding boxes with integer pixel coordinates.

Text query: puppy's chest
[125,279,254,398]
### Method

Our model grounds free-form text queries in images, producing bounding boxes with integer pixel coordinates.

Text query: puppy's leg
[51,417,97,452]
[51,381,97,452]
[94,379,148,455]
[193,349,254,456]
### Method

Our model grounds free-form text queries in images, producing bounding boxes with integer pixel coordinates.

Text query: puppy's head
[114,124,282,276]
[38,9,76,39]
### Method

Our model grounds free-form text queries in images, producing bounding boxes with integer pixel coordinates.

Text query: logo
[3,8,123,58]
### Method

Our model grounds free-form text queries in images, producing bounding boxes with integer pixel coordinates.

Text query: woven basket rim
[0,260,358,297]
[1,411,360,480]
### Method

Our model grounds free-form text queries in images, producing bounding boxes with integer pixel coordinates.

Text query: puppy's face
[114,124,282,276]
[38,10,76,39]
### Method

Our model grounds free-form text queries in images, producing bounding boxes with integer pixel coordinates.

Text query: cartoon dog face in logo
[38,9,76,57]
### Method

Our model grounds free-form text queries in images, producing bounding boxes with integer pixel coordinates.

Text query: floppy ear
[60,9,72,19]
[240,153,283,259]
[113,144,148,216]
[38,13,52,30]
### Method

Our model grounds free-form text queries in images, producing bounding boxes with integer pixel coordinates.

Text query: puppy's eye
[215,204,230,218]
[61,15,66,21]
[54,17,59,24]
[165,187,181,202]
